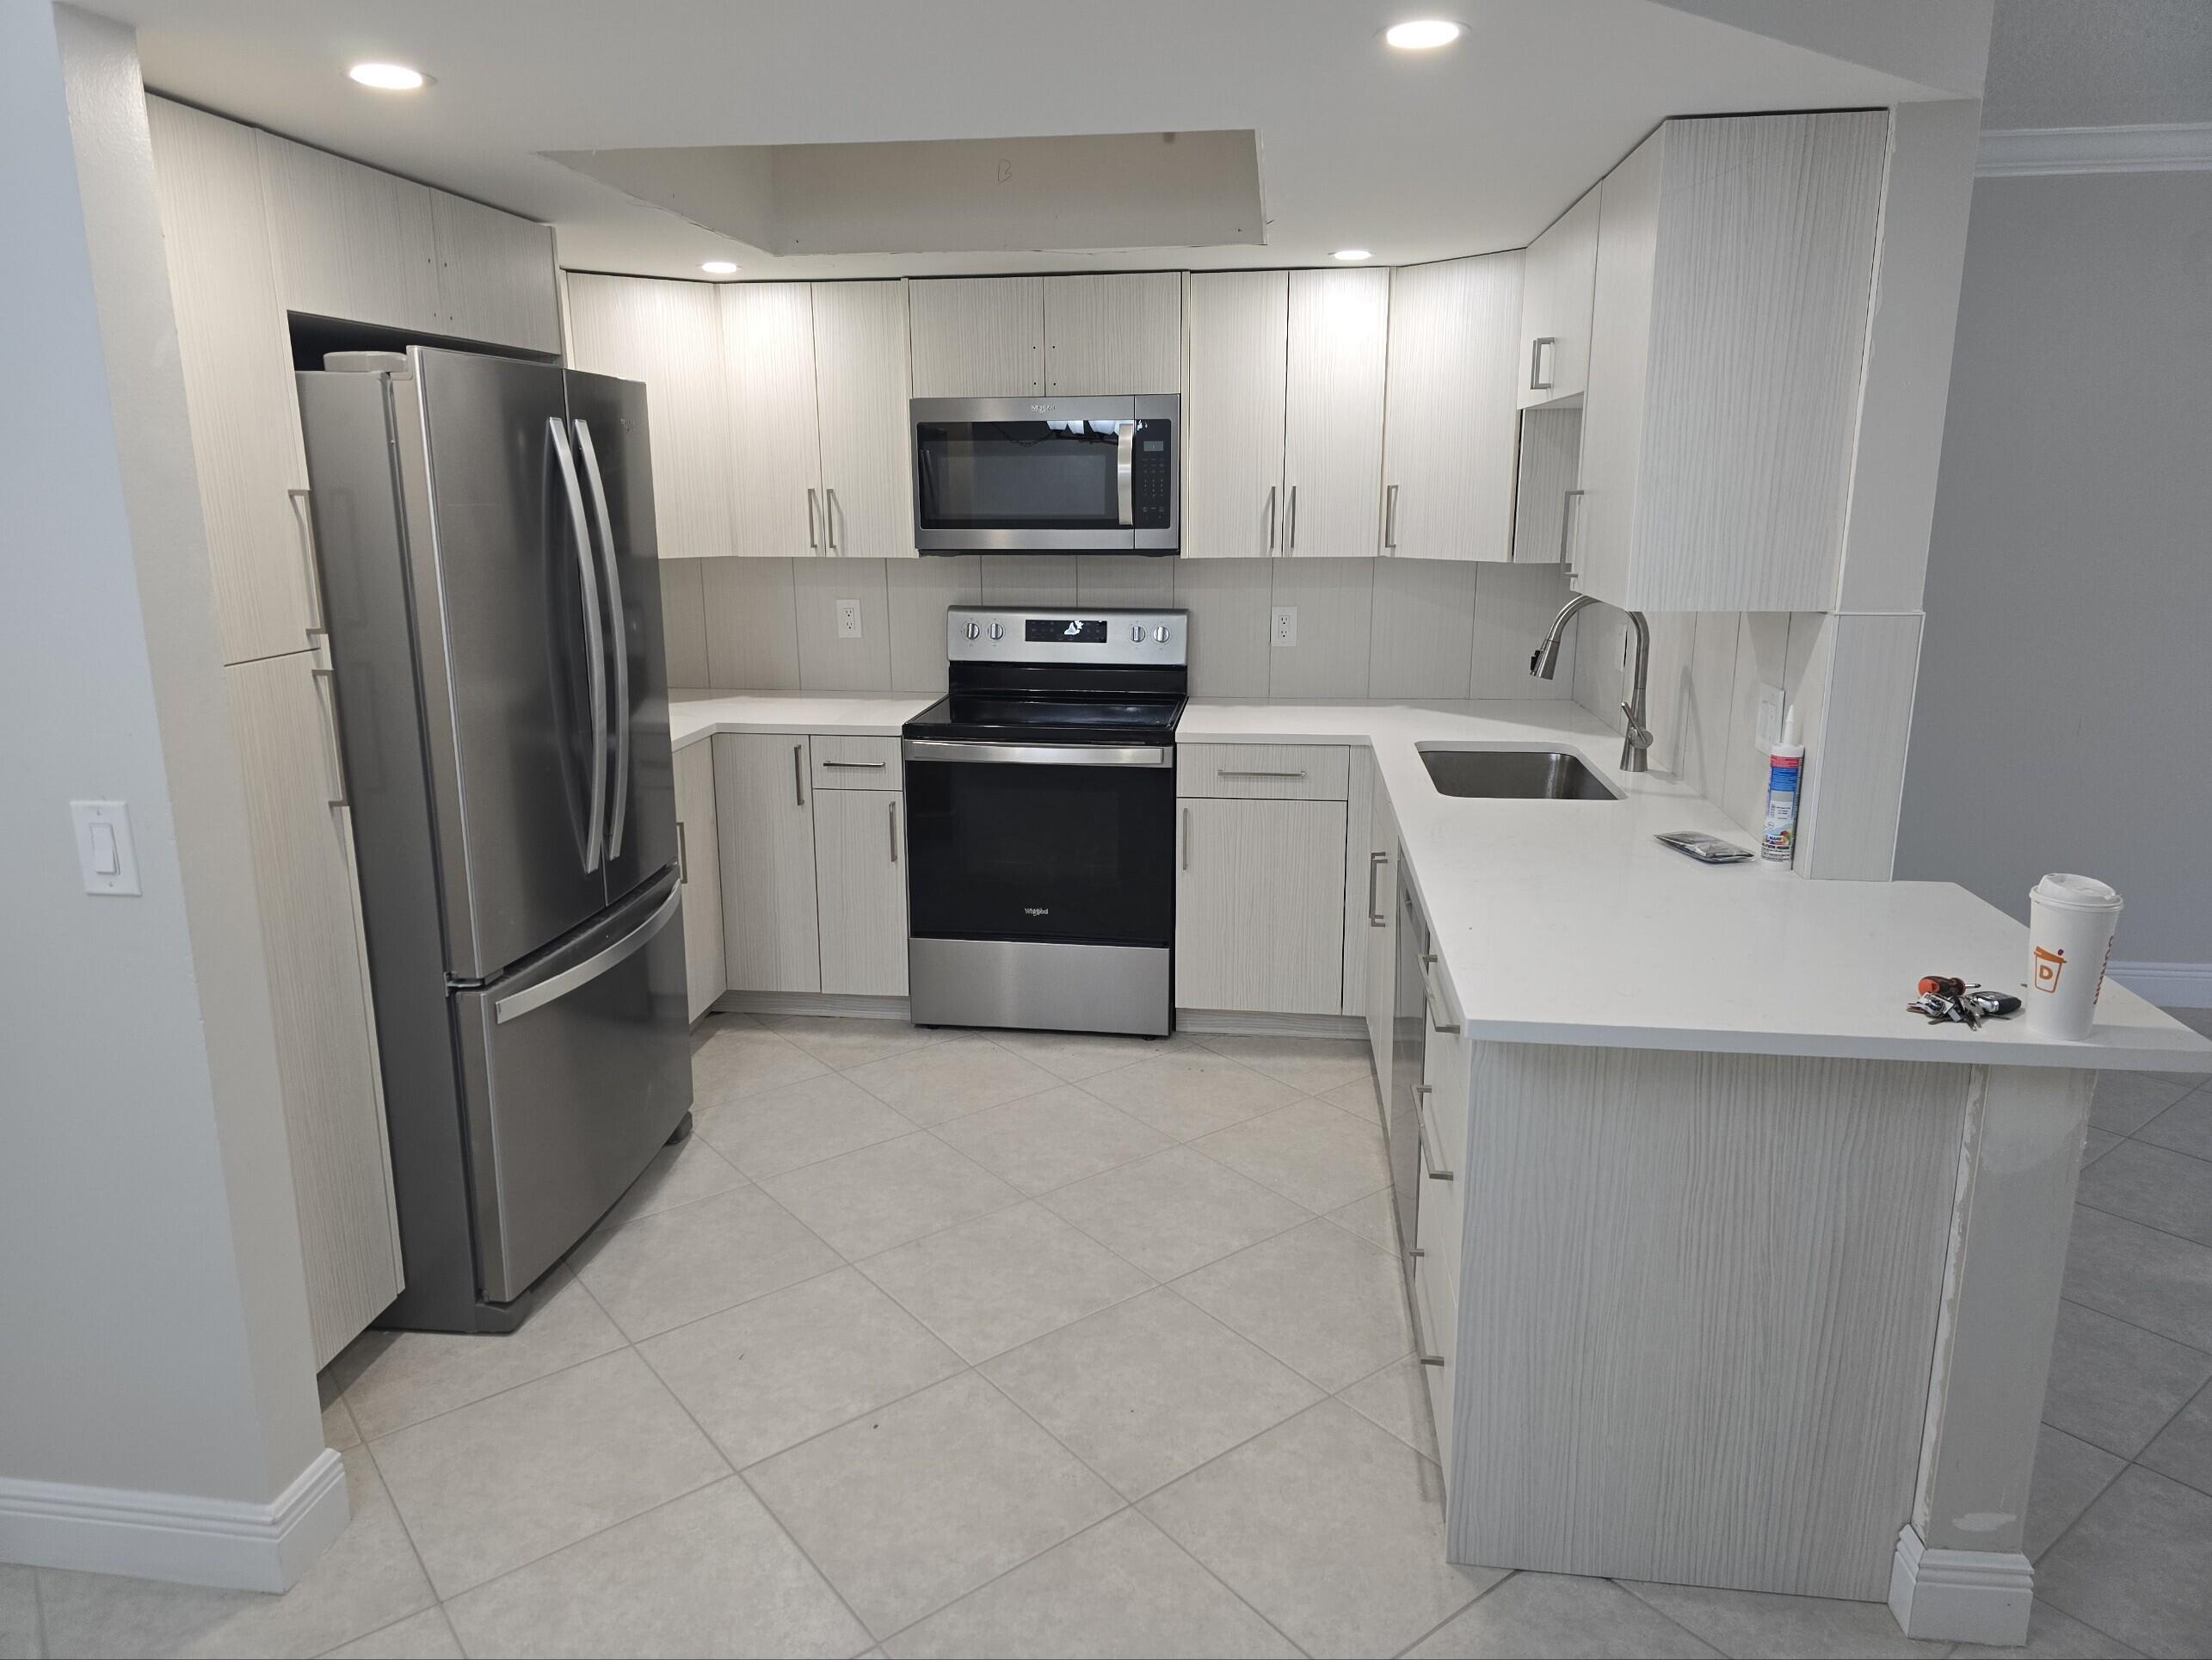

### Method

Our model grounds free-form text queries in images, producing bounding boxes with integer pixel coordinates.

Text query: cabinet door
[257,132,440,331]
[1382,253,1524,562]
[1182,271,1287,559]
[1175,797,1346,1015]
[1044,272,1183,394]
[674,741,725,1021]
[1363,781,1399,1099]
[226,651,402,1367]
[722,283,823,558]
[430,190,559,353]
[146,98,313,668]
[1510,406,1582,566]
[909,275,1044,396]
[712,734,820,992]
[812,280,916,559]
[1574,129,1663,608]
[1283,268,1390,558]
[1517,186,1599,409]
[813,789,909,997]
[565,274,735,559]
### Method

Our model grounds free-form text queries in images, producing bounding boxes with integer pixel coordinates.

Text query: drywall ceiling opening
[543,129,1265,256]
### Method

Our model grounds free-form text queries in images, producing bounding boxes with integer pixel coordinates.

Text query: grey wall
[1895,169,2212,967]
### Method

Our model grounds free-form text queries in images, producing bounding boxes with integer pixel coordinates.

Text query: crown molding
[1978,122,2212,177]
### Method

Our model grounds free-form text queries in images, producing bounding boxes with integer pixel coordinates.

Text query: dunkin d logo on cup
[2033,945,2066,992]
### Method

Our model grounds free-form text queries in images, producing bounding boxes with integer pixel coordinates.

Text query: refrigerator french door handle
[492,879,681,1024]
[572,418,631,861]
[548,417,607,873]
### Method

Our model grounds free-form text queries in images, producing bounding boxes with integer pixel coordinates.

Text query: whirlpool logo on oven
[1023,906,1051,916]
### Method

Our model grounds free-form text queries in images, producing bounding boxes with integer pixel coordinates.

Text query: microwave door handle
[572,418,630,862]
[548,417,607,874]
[1115,420,1137,528]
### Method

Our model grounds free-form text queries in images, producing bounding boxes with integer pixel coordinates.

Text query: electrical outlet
[834,598,863,640]
[1272,606,1298,647]
[1756,683,1786,749]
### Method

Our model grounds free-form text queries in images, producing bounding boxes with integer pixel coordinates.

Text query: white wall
[1896,168,2212,983]
[0,2,336,1589]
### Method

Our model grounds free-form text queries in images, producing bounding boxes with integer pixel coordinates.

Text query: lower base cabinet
[813,788,909,996]
[673,741,725,1021]
[1174,794,1348,1015]
[714,733,822,994]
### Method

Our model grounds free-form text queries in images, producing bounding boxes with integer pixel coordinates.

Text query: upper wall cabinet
[429,191,560,354]
[257,132,441,333]
[723,282,823,558]
[810,281,916,558]
[565,274,735,559]
[1517,187,1599,409]
[1283,267,1391,558]
[1044,273,1183,393]
[909,275,1044,396]
[1382,251,1524,562]
[1574,111,1887,613]
[1182,270,1290,559]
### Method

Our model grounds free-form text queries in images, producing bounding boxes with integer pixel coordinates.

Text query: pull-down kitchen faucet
[1530,595,1654,773]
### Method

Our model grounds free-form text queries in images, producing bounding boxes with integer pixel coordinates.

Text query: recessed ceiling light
[1383,19,1463,50]
[700,260,739,275]
[348,62,428,90]
[1333,248,1372,262]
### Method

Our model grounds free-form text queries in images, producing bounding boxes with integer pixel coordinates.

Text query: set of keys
[1907,975,2024,1028]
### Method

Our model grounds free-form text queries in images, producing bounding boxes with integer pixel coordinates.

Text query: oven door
[912,395,1177,554]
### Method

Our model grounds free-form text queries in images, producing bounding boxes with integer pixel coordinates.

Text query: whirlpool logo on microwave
[1023,906,1051,916]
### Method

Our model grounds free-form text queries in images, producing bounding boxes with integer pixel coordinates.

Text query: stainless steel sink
[1419,747,1622,800]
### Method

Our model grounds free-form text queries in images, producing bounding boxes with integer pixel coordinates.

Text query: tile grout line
[2068,1193,2212,1261]
[2050,1291,2212,1361]
[350,1421,458,1635]
[1387,1565,1520,1660]
[1610,1577,1761,1658]
[2117,1367,2212,1501]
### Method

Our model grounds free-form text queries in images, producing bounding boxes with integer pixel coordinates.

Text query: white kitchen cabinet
[713,733,822,992]
[1283,267,1390,558]
[257,131,440,332]
[429,190,559,354]
[909,275,1044,396]
[1363,778,1399,1099]
[1517,186,1599,409]
[565,274,735,559]
[1341,751,1373,1017]
[723,282,823,558]
[674,740,725,1021]
[146,96,315,669]
[812,789,909,997]
[1576,111,1887,612]
[1175,796,1347,1016]
[812,281,916,558]
[1181,270,1289,559]
[225,651,402,1367]
[1044,272,1183,393]
[1382,252,1524,562]
[1511,406,1582,566]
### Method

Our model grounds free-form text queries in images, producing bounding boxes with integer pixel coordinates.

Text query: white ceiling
[102,0,1981,281]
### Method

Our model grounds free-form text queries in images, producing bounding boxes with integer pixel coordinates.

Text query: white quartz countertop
[669,689,2212,1073]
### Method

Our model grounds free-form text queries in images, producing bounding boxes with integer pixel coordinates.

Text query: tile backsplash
[659,556,1583,703]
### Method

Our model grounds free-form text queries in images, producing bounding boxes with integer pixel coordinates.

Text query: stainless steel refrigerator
[297,346,691,1334]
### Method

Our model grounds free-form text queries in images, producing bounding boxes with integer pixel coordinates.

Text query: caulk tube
[1759,709,1804,871]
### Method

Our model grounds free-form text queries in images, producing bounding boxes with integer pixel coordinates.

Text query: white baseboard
[2108,961,2212,1010]
[1888,1524,2033,1646]
[0,1447,347,1593]
[715,991,913,1021]
[1177,1009,1367,1040]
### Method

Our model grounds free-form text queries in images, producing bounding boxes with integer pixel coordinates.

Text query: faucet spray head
[1529,637,1563,680]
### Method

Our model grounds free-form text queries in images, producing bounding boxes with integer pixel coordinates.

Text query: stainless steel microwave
[911,394,1178,555]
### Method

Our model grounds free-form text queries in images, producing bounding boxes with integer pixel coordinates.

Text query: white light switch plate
[1755,683,1786,749]
[834,598,863,639]
[71,799,140,896]
[1272,606,1298,647]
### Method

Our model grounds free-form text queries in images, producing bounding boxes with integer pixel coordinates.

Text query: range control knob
[989,622,1005,640]
[1131,624,1144,643]
[964,620,981,639]
[1154,626,1170,643]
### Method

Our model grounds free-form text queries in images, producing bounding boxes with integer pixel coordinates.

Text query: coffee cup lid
[2031,873,2123,911]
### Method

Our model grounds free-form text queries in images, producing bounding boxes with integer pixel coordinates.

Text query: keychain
[1907,975,2024,1028]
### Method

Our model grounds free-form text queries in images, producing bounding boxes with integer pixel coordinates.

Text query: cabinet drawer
[1411,1231,1458,1401]
[1177,743,1349,801]
[810,734,903,790]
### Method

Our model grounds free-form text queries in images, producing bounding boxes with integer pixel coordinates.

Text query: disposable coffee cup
[2025,873,2123,1040]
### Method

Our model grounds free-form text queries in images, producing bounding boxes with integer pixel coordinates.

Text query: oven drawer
[1176,743,1350,801]
[810,735,903,791]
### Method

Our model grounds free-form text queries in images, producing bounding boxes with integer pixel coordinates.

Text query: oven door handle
[902,738,1173,769]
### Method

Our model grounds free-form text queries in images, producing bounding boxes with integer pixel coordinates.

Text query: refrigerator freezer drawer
[453,867,692,1303]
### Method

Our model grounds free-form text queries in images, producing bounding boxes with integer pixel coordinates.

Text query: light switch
[71,799,141,896]
[834,598,863,640]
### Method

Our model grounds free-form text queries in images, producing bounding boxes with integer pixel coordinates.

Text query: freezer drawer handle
[573,419,631,862]
[549,418,608,874]
[493,881,682,1024]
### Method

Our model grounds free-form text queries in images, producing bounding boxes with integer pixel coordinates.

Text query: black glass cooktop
[904,692,1185,747]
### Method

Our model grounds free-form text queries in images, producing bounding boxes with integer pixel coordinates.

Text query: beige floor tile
[331,1265,626,1441]
[639,1267,962,1469]
[0,1566,35,1660]
[1194,1033,1376,1095]
[1175,1219,1413,1392]
[2025,1423,2127,1560]
[2142,1378,2212,1496]
[2139,1089,2212,1162]
[690,1020,831,1103]
[843,1038,1063,1128]
[323,1605,463,1658]
[1339,1355,1441,1462]
[37,1451,432,1659]
[1039,1147,1310,1281]
[1408,1572,1720,1658]
[593,1133,748,1233]
[1328,1188,1401,1255]
[2040,1299,2212,1459]
[368,1348,727,1598]
[929,1084,1171,1194]
[442,1478,869,1659]
[1950,1598,2141,1658]
[977,1027,1194,1083]
[982,1287,1322,1497]
[1080,1053,1302,1141]
[1141,1401,1498,1658]
[755,1013,949,1070]
[2078,1139,2212,1245]
[761,1132,1023,1259]
[2088,1071,2192,1136]
[2061,1205,2212,1349]
[570,1186,841,1341]
[319,1370,361,1451]
[2036,1466,2212,1658]
[1194,1099,1392,1213]
[744,1372,1120,1638]
[860,1202,1153,1362]
[696,1071,917,1181]
[885,1509,1298,1658]
[1320,1072,1385,1123]
[1617,1579,1956,1658]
